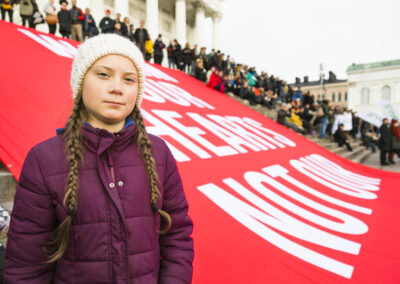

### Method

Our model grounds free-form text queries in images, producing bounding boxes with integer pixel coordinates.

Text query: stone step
[341,146,366,160]
[0,162,17,212]
[351,149,374,164]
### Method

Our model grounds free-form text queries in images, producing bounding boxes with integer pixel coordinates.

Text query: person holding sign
[4,34,194,283]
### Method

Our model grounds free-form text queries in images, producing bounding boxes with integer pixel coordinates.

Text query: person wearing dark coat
[182,43,192,74]
[133,20,149,59]
[172,39,183,70]
[334,124,353,151]
[194,59,207,82]
[82,8,98,39]
[114,13,127,36]
[99,9,114,33]
[388,119,400,164]
[153,34,165,65]
[166,41,174,68]
[378,118,392,165]
[57,0,71,38]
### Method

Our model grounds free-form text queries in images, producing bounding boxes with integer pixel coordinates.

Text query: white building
[26,0,223,51]
[347,59,400,112]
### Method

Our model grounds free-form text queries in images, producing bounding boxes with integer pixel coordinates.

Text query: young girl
[5,34,194,283]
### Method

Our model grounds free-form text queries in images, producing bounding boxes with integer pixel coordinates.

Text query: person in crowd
[57,0,71,38]
[19,0,34,28]
[82,7,97,39]
[319,99,330,138]
[172,39,183,70]
[113,21,122,36]
[4,34,194,283]
[145,34,153,61]
[388,119,400,164]
[334,123,353,151]
[43,0,57,34]
[378,118,392,166]
[300,104,315,134]
[1,0,14,22]
[114,13,127,36]
[246,67,256,87]
[362,124,378,153]
[277,104,304,133]
[198,47,208,70]
[182,43,192,74]
[123,17,131,38]
[133,19,149,59]
[206,66,216,83]
[194,59,207,82]
[167,41,174,68]
[288,100,304,130]
[238,80,253,101]
[207,69,224,93]
[190,44,198,74]
[128,24,135,42]
[99,9,114,34]
[264,90,278,109]
[69,0,84,42]
[292,87,303,102]
[153,34,165,65]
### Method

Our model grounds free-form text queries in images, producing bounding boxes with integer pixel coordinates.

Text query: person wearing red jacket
[70,0,84,42]
[207,69,225,93]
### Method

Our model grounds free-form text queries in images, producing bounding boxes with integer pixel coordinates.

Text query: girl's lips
[105,101,124,106]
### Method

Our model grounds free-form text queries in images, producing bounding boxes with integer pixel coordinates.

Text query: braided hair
[46,94,171,263]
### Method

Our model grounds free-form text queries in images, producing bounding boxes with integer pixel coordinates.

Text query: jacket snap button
[118,181,124,187]
[109,182,115,189]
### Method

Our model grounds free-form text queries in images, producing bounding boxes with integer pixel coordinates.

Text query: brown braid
[45,93,85,263]
[132,106,172,233]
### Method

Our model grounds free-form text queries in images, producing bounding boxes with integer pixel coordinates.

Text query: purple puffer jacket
[4,123,194,283]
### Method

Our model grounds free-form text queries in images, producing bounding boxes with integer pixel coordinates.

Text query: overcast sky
[203,0,400,83]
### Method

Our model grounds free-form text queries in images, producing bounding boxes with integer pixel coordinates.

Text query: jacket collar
[57,118,136,155]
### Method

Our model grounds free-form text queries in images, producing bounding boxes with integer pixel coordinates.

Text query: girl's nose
[109,79,123,95]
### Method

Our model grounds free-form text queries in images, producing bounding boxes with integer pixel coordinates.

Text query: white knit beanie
[70,34,145,107]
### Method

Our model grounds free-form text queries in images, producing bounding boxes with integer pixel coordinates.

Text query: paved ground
[362,151,400,173]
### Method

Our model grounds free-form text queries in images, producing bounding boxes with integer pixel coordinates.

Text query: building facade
[25,0,223,49]
[347,59,400,112]
[291,72,348,107]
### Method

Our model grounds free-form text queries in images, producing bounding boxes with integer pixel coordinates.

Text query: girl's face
[82,54,138,132]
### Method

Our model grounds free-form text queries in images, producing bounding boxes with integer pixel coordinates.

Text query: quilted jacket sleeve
[158,142,194,284]
[4,147,57,283]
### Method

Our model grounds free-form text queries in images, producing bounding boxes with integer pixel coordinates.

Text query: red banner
[1,21,400,283]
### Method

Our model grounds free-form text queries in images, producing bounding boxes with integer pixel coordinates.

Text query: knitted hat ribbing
[70,34,145,107]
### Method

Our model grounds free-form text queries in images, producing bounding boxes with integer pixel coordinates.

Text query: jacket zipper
[107,149,116,184]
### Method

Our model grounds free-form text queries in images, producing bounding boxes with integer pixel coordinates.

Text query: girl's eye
[125,78,135,83]
[98,72,108,78]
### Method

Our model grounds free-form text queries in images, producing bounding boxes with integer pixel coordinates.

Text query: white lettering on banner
[243,171,368,234]
[144,110,298,161]
[143,85,167,103]
[197,155,381,279]
[187,113,262,153]
[152,110,237,157]
[146,79,191,106]
[299,157,379,192]
[142,110,191,162]
[264,165,372,215]
[144,64,178,83]
[207,115,275,150]
[18,28,77,58]
[156,81,215,109]
[308,154,381,185]
[290,159,377,199]
[228,116,296,148]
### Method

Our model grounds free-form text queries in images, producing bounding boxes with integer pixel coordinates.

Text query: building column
[194,2,205,47]
[146,0,159,39]
[212,13,221,50]
[89,0,104,24]
[175,0,186,45]
[114,0,129,17]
